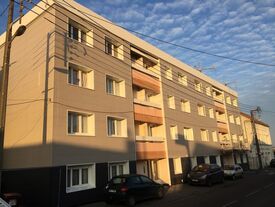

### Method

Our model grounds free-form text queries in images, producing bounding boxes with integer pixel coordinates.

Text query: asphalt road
[82,168,275,207]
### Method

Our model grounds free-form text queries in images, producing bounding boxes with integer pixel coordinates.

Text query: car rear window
[111,177,126,185]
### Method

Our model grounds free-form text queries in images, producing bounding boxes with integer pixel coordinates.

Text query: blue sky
[0,0,275,144]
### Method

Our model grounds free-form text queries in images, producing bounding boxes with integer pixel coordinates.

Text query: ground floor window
[66,164,96,193]
[204,156,210,164]
[242,154,247,163]
[216,155,221,166]
[109,161,129,179]
[173,157,182,174]
[190,157,197,169]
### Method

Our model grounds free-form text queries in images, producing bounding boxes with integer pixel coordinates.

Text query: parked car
[270,159,275,167]
[223,164,244,180]
[187,164,224,186]
[105,174,169,206]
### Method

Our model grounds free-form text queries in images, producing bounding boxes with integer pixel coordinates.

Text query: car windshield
[224,165,235,170]
[111,177,126,185]
[192,164,209,172]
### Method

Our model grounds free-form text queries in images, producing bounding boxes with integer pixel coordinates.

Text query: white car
[223,164,244,180]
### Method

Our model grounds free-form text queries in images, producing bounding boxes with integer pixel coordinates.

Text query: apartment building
[0,0,247,206]
[241,112,274,169]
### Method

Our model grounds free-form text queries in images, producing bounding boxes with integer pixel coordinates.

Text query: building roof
[0,0,238,96]
[240,112,270,127]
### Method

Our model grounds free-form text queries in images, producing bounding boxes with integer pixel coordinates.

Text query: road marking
[222,200,238,207]
[263,183,274,189]
[245,189,261,197]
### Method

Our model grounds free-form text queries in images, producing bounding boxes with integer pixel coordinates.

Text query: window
[190,157,197,169]
[105,37,123,59]
[183,127,194,140]
[201,129,209,141]
[242,155,247,163]
[68,23,86,43]
[236,116,241,125]
[66,164,95,193]
[208,108,214,118]
[68,20,93,46]
[226,96,231,105]
[109,162,129,179]
[239,135,244,142]
[232,99,238,107]
[197,104,206,116]
[173,158,182,174]
[194,80,202,92]
[181,99,191,113]
[68,111,95,135]
[229,115,235,123]
[212,131,218,142]
[206,86,211,96]
[168,95,175,109]
[232,134,237,143]
[165,67,173,80]
[178,73,187,86]
[107,117,127,137]
[204,156,210,164]
[106,75,125,97]
[68,63,94,89]
[170,125,178,140]
[216,155,221,166]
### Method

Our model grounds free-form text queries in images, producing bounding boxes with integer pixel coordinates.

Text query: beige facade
[241,112,274,169]
[0,0,250,206]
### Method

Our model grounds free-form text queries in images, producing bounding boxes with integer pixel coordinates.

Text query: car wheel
[126,196,136,207]
[207,179,212,187]
[157,187,164,199]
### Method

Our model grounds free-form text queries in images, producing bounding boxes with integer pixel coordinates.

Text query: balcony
[232,142,241,150]
[134,98,161,109]
[214,100,225,113]
[136,135,165,142]
[131,62,159,78]
[134,103,163,125]
[217,122,228,133]
[136,142,166,160]
[132,69,160,93]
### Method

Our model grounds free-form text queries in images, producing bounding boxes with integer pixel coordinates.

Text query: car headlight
[200,175,207,179]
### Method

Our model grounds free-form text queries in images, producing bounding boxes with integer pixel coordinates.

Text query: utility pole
[0,0,15,192]
[250,107,263,170]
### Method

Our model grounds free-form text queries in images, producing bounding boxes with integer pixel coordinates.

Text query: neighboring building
[241,112,274,169]
[0,0,247,206]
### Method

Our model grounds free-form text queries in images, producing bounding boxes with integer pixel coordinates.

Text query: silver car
[223,164,244,180]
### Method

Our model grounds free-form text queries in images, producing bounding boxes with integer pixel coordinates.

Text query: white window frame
[197,104,206,116]
[173,157,182,174]
[106,75,125,97]
[108,161,129,179]
[66,163,96,193]
[105,37,123,60]
[212,131,218,142]
[68,63,94,89]
[183,127,194,141]
[229,115,235,124]
[168,95,176,109]
[236,116,241,125]
[181,99,191,113]
[107,116,127,137]
[209,108,214,118]
[226,96,231,105]
[206,86,212,96]
[67,111,95,136]
[178,73,187,86]
[201,129,209,142]
[194,80,202,92]
[170,125,178,140]
[232,99,238,107]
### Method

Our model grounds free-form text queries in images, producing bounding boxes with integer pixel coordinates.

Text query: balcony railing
[136,135,165,142]
[220,140,232,151]
[134,103,163,125]
[214,100,225,113]
[217,122,228,133]
[132,69,160,93]
[136,142,166,160]
[131,61,159,78]
[134,98,161,109]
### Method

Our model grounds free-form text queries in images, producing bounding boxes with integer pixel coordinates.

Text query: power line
[58,0,275,67]
[0,4,9,17]
[12,1,275,117]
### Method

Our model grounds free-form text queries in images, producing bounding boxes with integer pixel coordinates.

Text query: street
[81,168,275,207]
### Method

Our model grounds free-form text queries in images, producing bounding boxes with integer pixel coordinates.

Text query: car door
[139,175,158,198]
[126,176,144,201]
